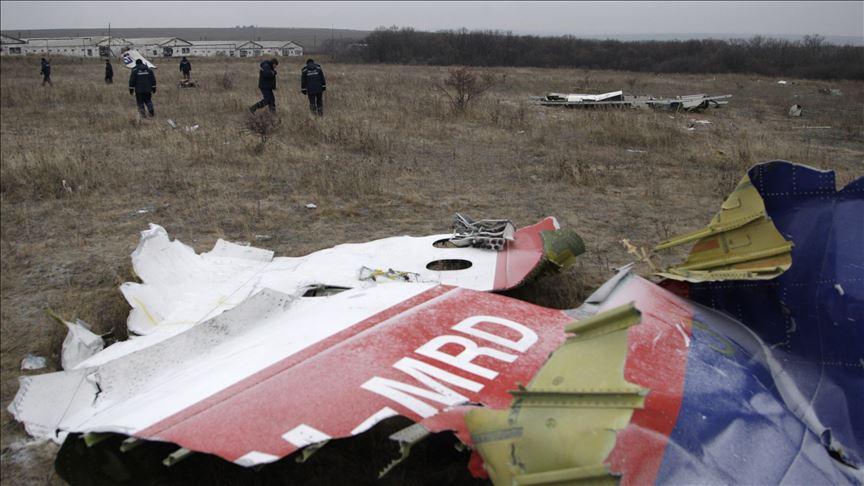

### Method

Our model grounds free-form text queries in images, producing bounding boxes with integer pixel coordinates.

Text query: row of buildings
[0,34,303,58]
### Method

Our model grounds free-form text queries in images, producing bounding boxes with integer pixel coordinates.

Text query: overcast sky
[2,1,862,38]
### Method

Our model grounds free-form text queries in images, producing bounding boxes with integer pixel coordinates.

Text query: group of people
[40,56,328,118]
[250,57,326,115]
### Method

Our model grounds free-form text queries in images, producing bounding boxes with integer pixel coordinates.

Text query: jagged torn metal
[463,162,861,485]
[8,217,585,467]
[655,171,793,282]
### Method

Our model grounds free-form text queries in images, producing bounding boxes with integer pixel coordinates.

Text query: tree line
[328,27,863,80]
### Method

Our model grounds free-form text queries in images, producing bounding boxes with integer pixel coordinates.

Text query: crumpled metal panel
[683,160,864,469]
[465,161,860,485]
[656,173,793,281]
[466,303,645,486]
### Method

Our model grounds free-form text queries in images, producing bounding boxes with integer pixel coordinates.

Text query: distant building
[125,37,194,57]
[13,36,103,57]
[189,40,239,57]
[237,40,303,57]
[0,35,303,58]
[0,34,26,55]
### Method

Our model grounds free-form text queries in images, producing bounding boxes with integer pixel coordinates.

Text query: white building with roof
[1,35,302,58]
[237,40,303,58]
[1,34,27,55]
[188,40,239,57]
[125,37,194,58]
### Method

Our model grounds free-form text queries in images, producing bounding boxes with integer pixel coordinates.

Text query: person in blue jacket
[301,58,326,115]
[179,57,192,81]
[105,60,114,84]
[249,58,279,113]
[40,58,52,86]
[128,59,157,117]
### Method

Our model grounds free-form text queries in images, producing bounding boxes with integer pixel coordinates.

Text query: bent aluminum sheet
[552,269,862,485]
[11,284,572,466]
[120,216,569,337]
[684,160,864,469]
[9,217,581,464]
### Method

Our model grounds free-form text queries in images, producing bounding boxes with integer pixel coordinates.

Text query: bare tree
[435,67,497,113]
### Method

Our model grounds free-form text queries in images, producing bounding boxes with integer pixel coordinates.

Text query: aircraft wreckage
[9,161,862,485]
[532,90,731,111]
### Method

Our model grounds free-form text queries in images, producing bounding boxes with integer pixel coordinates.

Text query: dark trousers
[105,76,113,84]
[307,92,323,115]
[42,74,52,86]
[182,71,190,80]
[135,92,155,116]
[251,88,276,112]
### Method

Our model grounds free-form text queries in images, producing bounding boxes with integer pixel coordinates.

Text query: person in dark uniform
[179,57,192,81]
[249,58,278,113]
[300,58,326,115]
[105,59,114,84]
[40,58,52,86]
[128,59,157,117]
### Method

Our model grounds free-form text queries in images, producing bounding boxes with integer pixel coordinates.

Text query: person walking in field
[40,58,52,86]
[105,59,114,84]
[129,59,157,118]
[249,58,278,113]
[179,56,192,81]
[301,58,326,115]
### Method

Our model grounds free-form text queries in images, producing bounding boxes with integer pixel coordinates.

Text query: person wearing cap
[179,56,192,81]
[249,58,279,113]
[300,58,326,115]
[105,59,114,84]
[40,58,52,86]
[128,59,157,117]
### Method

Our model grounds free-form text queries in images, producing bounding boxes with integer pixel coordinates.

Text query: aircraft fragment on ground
[120,49,155,69]
[9,217,585,451]
[533,90,732,111]
[8,162,861,484]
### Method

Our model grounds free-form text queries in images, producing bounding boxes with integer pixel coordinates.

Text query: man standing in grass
[249,58,279,113]
[40,58,52,86]
[129,59,157,118]
[105,59,113,84]
[179,56,192,81]
[301,58,326,115]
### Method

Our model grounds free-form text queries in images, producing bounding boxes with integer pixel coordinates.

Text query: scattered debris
[305,203,317,209]
[449,213,516,251]
[254,234,273,241]
[166,119,199,132]
[178,79,200,88]
[795,126,832,130]
[777,80,788,85]
[544,90,624,103]
[48,314,104,370]
[626,149,647,154]
[687,119,713,130]
[789,104,803,117]
[534,91,731,112]
[20,354,47,371]
[358,266,426,283]
[9,162,860,485]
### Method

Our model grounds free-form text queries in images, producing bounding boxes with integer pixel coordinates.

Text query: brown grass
[1,54,862,483]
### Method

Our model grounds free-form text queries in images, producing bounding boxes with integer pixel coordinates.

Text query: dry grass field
[1,54,862,484]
